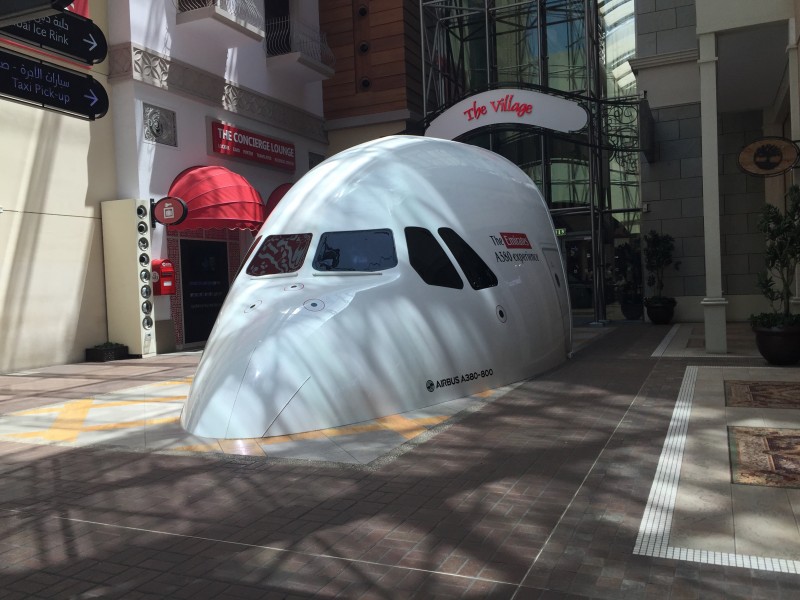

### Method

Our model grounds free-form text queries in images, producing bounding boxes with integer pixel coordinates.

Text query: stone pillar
[698,33,728,353]
[788,19,800,312]
[789,19,800,155]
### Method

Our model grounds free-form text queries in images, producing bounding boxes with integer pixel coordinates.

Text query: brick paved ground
[1,324,797,599]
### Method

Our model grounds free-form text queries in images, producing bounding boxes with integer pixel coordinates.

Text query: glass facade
[421,0,641,321]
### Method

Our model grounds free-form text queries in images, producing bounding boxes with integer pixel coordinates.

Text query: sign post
[0,47,109,119]
[1,10,108,64]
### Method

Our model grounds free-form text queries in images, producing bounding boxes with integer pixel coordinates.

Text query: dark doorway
[563,237,594,311]
[180,240,230,344]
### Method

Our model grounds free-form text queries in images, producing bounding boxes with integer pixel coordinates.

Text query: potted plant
[620,283,644,320]
[85,342,129,362]
[749,184,800,365]
[643,230,681,324]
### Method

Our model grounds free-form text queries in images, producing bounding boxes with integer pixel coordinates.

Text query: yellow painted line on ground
[6,396,181,442]
[151,378,193,386]
[320,422,387,438]
[374,414,429,440]
[413,416,449,427]
[91,396,186,409]
[9,398,94,443]
[11,396,186,417]
[3,395,454,454]
[259,430,325,445]
[259,415,451,446]
[170,442,223,453]
[81,416,180,433]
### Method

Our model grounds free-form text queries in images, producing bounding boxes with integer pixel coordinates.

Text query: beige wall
[635,61,700,109]
[0,0,117,372]
[696,0,793,34]
[326,120,408,156]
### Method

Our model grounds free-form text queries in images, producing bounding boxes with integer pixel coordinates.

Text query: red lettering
[488,94,533,118]
[500,232,532,249]
[463,100,488,121]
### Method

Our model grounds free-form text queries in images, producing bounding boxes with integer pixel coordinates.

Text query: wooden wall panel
[321,0,423,122]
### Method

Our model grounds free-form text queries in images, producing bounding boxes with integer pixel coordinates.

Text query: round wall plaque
[152,196,188,226]
[738,137,800,177]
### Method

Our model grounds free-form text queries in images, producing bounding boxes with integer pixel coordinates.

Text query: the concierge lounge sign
[210,120,296,172]
[425,88,588,140]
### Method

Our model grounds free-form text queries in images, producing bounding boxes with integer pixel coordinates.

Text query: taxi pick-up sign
[0,47,108,119]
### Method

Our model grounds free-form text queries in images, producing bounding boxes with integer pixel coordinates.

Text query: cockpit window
[312,229,397,272]
[246,233,313,276]
[405,227,463,289]
[438,228,498,290]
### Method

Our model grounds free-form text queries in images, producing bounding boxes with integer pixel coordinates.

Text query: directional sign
[0,0,71,28]
[1,11,107,65]
[0,47,108,119]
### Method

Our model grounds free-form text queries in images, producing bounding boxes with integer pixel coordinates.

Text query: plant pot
[621,300,643,321]
[645,301,675,325]
[753,326,800,365]
[85,345,129,362]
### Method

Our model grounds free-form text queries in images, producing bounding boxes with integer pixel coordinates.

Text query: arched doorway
[165,165,266,346]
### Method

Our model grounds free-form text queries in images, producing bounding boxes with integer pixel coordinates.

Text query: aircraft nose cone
[181,288,327,439]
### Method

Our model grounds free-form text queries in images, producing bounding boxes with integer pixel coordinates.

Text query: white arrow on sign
[84,89,98,107]
[83,34,97,52]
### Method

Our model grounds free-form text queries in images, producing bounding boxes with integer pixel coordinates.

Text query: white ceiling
[716,21,788,113]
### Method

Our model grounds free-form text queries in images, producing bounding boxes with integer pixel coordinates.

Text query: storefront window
[493,1,541,86]
[543,0,586,93]
[601,0,636,97]
[421,0,640,320]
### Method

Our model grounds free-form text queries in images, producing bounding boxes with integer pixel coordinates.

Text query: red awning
[167,165,266,231]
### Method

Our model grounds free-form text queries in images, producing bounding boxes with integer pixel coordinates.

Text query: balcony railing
[264,16,335,70]
[176,0,265,33]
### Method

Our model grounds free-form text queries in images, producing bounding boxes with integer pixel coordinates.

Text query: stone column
[788,19,800,156]
[788,19,800,311]
[698,33,728,353]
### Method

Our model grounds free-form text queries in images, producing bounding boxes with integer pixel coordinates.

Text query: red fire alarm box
[151,259,176,295]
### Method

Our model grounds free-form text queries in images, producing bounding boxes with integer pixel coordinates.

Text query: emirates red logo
[500,232,532,249]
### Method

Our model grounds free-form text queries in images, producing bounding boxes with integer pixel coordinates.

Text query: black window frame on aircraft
[438,228,498,290]
[405,226,464,289]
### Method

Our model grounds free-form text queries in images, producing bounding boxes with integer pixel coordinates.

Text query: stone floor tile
[0,325,799,598]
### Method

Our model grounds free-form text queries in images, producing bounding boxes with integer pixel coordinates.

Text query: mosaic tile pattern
[726,381,800,408]
[729,426,800,488]
[635,365,800,573]
[652,323,761,358]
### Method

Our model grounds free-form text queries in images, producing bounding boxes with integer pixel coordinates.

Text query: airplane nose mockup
[180,290,325,440]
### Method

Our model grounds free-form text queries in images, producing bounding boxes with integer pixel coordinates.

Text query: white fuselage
[181,136,571,439]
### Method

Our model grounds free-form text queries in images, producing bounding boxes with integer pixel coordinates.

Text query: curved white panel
[181,136,572,439]
[425,89,589,140]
